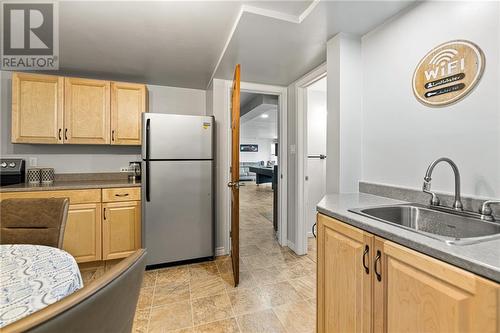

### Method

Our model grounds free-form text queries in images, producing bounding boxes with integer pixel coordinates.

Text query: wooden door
[11,72,64,144]
[102,201,141,260]
[110,82,147,145]
[373,237,500,333]
[228,64,241,286]
[317,214,373,333]
[64,77,110,144]
[63,203,102,263]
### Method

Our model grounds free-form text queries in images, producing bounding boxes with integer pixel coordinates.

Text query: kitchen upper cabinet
[11,72,147,145]
[317,213,500,333]
[102,201,141,260]
[63,203,102,263]
[317,214,373,333]
[64,77,111,144]
[373,238,500,333]
[111,82,146,145]
[11,72,64,144]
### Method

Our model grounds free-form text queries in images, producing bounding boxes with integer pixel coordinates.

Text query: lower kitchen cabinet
[102,201,141,260]
[63,203,102,263]
[317,213,500,333]
[317,214,372,333]
[0,187,141,264]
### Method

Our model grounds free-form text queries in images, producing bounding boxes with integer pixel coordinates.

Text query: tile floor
[81,182,317,333]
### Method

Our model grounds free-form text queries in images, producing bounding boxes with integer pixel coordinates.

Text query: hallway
[126,182,317,332]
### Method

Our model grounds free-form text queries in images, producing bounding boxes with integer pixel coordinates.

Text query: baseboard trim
[287,240,297,253]
[215,247,227,257]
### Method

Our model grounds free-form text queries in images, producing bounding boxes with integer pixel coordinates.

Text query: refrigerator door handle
[146,160,151,202]
[146,118,151,160]
[145,117,151,202]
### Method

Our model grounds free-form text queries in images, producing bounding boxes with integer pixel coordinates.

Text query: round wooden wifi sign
[412,40,485,107]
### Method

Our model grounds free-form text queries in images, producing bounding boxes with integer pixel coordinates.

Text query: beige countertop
[0,179,141,192]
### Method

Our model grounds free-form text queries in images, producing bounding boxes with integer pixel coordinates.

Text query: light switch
[289,145,296,154]
[29,157,37,167]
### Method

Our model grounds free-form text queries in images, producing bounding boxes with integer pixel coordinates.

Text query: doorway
[304,77,327,259]
[238,92,280,252]
[225,82,287,255]
[295,63,327,256]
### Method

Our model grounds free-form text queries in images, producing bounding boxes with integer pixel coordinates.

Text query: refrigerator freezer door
[142,113,213,160]
[142,160,213,266]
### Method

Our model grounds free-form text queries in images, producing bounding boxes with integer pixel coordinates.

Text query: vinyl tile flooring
[81,182,318,333]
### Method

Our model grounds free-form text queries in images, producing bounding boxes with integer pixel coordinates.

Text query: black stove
[0,159,25,186]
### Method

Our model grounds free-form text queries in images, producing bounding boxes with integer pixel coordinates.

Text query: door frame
[295,63,327,255]
[225,81,288,248]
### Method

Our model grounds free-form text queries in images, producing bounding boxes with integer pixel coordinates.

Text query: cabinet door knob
[374,250,382,282]
[362,245,370,274]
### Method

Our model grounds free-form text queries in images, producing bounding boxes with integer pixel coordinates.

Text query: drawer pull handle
[115,193,129,197]
[362,245,369,274]
[103,207,107,220]
[374,250,382,282]
[58,129,62,141]
[64,129,68,140]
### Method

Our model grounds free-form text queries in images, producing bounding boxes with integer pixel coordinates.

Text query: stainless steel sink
[349,204,500,245]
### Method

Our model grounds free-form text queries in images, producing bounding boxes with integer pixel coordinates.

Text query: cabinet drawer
[102,187,140,202]
[0,189,101,204]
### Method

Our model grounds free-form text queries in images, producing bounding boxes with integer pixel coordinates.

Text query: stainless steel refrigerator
[141,113,214,267]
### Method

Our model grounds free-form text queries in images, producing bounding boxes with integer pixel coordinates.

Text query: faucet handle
[480,200,500,221]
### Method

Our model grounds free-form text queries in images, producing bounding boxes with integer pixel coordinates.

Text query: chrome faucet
[423,157,463,211]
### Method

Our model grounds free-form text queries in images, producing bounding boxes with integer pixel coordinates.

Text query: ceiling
[241,93,278,139]
[48,1,416,89]
[215,1,417,86]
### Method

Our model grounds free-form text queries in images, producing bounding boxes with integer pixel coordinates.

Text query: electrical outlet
[120,167,129,172]
[29,157,38,167]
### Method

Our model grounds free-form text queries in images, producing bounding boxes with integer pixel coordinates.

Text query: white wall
[362,1,500,199]
[239,138,274,163]
[207,79,231,255]
[0,71,207,173]
[148,84,206,115]
[326,33,363,193]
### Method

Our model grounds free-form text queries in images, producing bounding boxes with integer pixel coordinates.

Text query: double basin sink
[349,203,500,245]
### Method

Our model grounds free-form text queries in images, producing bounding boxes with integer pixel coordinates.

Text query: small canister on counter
[26,168,41,186]
[40,168,55,185]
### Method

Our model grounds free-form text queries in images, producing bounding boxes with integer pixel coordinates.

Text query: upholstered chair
[0,198,70,248]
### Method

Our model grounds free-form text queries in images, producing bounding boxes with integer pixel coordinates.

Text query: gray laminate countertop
[317,193,500,283]
[0,180,141,192]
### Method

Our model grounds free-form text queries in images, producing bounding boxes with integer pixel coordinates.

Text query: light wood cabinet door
[64,77,110,144]
[110,82,146,145]
[373,237,500,333]
[317,214,373,333]
[11,72,63,144]
[102,201,141,260]
[63,203,102,263]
